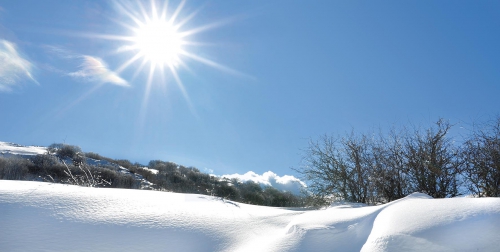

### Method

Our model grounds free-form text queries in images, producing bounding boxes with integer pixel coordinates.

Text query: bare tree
[403,119,462,198]
[463,117,500,197]
[295,119,466,205]
[294,133,375,204]
[341,133,373,203]
[371,129,411,202]
[294,135,348,203]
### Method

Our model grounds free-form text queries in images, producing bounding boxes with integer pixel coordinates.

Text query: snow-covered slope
[0,180,499,252]
[0,141,47,156]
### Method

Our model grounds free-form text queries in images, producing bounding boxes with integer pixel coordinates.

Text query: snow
[0,141,47,156]
[1,181,499,252]
[140,167,159,174]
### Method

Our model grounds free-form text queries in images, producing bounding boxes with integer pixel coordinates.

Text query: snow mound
[0,180,499,252]
[362,195,500,251]
[404,192,434,199]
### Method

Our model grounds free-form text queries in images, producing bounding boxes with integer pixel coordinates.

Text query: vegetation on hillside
[0,144,306,207]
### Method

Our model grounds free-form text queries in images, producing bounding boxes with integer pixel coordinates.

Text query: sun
[111,0,191,75]
[132,17,183,67]
[106,0,246,83]
[82,0,249,125]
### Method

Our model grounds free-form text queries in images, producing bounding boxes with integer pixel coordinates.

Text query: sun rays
[109,0,251,83]
[110,0,191,116]
[49,0,250,129]
[116,0,186,70]
[95,0,244,120]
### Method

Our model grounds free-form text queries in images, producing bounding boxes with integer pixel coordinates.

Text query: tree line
[294,117,500,205]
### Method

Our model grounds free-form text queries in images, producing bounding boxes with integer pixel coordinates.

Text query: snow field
[1,180,499,252]
[0,142,47,156]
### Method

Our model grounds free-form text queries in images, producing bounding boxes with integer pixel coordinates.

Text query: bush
[96,166,136,188]
[403,119,462,198]
[31,154,59,169]
[0,156,31,180]
[28,154,68,181]
[294,119,463,204]
[215,180,239,200]
[62,162,112,188]
[48,143,83,165]
[463,117,500,197]
[85,152,103,160]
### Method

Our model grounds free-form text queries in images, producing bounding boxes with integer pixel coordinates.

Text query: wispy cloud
[68,56,128,87]
[44,45,128,87]
[43,45,77,59]
[222,171,307,195]
[0,39,38,92]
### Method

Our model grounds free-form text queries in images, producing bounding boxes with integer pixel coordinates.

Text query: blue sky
[1,0,499,179]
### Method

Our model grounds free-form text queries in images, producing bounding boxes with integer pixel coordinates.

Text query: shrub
[463,117,500,197]
[31,154,59,168]
[62,162,111,188]
[85,152,102,160]
[215,181,239,200]
[0,156,31,180]
[96,166,136,188]
[28,154,69,181]
[48,143,83,165]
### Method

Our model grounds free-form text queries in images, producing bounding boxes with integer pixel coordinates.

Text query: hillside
[0,141,306,207]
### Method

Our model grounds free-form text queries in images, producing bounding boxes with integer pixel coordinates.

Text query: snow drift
[0,180,499,252]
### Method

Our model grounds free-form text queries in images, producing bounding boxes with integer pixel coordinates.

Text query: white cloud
[43,45,128,87]
[68,56,128,87]
[222,171,307,195]
[0,39,37,92]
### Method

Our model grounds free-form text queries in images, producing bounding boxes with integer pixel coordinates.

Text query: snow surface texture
[1,181,499,252]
